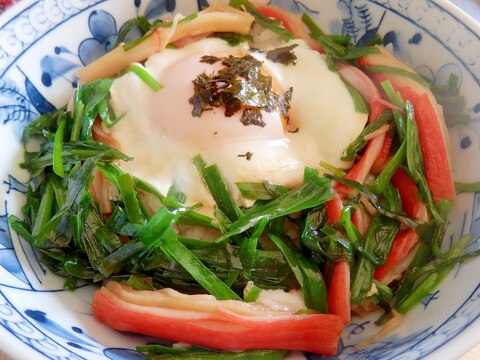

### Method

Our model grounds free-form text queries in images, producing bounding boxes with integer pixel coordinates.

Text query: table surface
[0,0,479,359]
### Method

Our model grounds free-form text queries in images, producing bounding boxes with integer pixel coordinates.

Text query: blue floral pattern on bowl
[0,0,479,359]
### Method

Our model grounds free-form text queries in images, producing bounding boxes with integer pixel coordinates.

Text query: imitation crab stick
[77,4,254,82]
[254,4,323,52]
[399,88,455,202]
[336,132,387,198]
[334,63,391,197]
[359,47,455,202]
[338,63,381,112]
[390,167,428,220]
[321,65,378,317]
[328,259,351,325]
[352,205,371,236]
[374,230,418,284]
[374,168,428,283]
[326,191,343,224]
[371,132,393,174]
[325,191,351,325]
[92,281,344,355]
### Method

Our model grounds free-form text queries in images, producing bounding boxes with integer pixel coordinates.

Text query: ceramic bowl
[0,0,479,359]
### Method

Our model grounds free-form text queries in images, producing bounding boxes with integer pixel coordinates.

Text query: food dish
[0,0,479,359]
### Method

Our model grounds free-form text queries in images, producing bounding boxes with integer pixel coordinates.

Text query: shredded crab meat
[363,124,390,141]
[351,302,382,318]
[381,242,420,285]
[90,168,114,214]
[362,46,451,165]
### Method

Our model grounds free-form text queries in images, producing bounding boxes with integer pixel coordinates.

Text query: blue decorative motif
[0,291,86,359]
[41,49,80,88]
[143,0,177,19]
[20,67,56,115]
[104,348,145,360]
[25,310,96,348]
[3,175,27,195]
[0,201,28,285]
[341,329,433,359]
[421,290,440,309]
[0,249,26,283]
[0,0,106,77]
[0,202,12,249]
[408,33,423,45]
[42,7,144,89]
[0,78,38,125]
[368,0,480,86]
[79,10,123,65]
[267,0,319,15]
[0,68,55,138]
[346,320,370,339]
[0,294,147,359]
[337,0,386,46]
[197,0,209,10]
[0,0,479,359]
[461,136,472,149]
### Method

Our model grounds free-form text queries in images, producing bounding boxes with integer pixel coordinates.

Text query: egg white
[104,37,367,214]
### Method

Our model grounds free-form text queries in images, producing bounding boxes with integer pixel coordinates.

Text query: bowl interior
[0,0,479,359]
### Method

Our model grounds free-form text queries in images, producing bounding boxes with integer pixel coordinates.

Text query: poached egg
[104,37,367,214]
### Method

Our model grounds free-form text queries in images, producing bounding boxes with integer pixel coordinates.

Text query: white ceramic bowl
[0,0,479,359]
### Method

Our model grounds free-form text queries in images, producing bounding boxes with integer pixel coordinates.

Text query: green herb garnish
[229,0,296,42]
[301,13,380,62]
